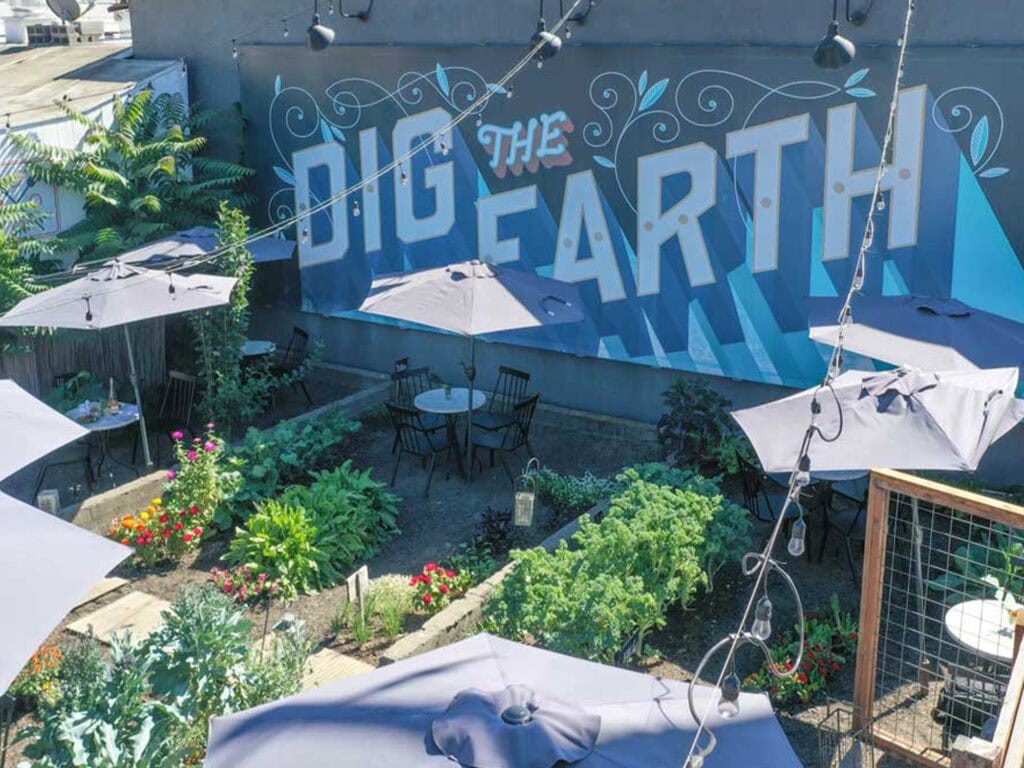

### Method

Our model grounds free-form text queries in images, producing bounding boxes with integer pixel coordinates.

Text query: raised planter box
[379,501,607,665]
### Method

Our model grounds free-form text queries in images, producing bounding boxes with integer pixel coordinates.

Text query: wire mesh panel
[854,470,1024,768]
[819,701,877,768]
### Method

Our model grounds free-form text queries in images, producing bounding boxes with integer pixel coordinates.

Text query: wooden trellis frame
[853,469,1024,768]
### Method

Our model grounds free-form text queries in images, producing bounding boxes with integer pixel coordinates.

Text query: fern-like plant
[0,171,57,315]
[10,90,254,261]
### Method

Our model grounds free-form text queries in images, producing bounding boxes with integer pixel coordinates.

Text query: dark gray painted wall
[132,0,1024,484]
[131,0,1024,133]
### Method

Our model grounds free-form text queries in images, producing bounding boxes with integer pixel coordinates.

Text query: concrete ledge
[534,401,657,445]
[380,504,603,665]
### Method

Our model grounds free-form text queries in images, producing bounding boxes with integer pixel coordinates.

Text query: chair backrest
[159,370,197,425]
[281,327,310,368]
[393,357,410,374]
[391,367,433,406]
[385,401,437,456]
[489,366,530,416]
[503,393,539,450]
[737,455,769,518]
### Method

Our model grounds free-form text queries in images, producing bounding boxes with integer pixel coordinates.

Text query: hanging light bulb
[231,40,239,59]
[353,199,361,217]
[399,165,409,186]
[717,672,741,719]
[751,596,773,641]
[788,518,808,558]
[529,17,562,67]
[795,454,812,488]
[475,116,483,128]
[282,18,290,37]
[301,226,309,244]
[565,24,573,39]
[506,85,514,99]
[439,139,449,156]
[328,0,335,14]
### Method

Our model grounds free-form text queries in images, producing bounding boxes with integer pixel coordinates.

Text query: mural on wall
[239,46,1024,388]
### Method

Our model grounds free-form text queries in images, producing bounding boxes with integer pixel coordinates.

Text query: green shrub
[226,499,332,598]
[18,586,310,767]
[225,409,361,520]
[368,575,414,638]
[485,469,752,662]
[280,461,400,574]
[656,379,755,476]
[164,424,241,526]
[534,469,613,520]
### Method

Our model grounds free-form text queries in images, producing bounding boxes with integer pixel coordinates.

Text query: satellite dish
[45,0,96,22]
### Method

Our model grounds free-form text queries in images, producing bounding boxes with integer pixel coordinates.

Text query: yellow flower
[122,515,134,527]
[140,511,150,522]
[152,498,163,506]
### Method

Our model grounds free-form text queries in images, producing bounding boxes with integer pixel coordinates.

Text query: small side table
[242,340,277,358]
[414,388,486,477]
[65,402,141,478]
[944,599,1016,665]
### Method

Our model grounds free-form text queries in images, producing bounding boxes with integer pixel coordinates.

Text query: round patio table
[944,598,1016,663]
[414,387,486,477]
[242,340,276,358]
[65,401,141,478]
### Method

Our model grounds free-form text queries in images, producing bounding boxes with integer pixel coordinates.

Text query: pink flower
[171,431,184,441]
[203,442,217,452]
[425,563,437,572]
[423,594,433,605]
[166,470,177,480]
[183,533,193,543]
[186,450,199,461]
[206,422,215,430]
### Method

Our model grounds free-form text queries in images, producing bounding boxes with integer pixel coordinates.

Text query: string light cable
[30,0,588,290]
[681,1,917,766]
[19,1,588,315]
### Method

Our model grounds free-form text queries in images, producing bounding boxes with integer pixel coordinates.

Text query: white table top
[945,598,1016,662]
[242,340,277,357]
[414,387,486,415]
[66,402,140,433]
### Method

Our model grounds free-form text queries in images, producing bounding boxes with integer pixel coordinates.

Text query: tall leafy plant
[10,90,253,260]
[0,171,57,317]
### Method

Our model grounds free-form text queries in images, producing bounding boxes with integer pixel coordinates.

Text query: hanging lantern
[514,458,540,527]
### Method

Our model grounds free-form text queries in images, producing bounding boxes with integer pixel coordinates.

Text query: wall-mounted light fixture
[558,0,596,39]
[530,0,563,69]
[338,0,373,21]
[812,0,857,69]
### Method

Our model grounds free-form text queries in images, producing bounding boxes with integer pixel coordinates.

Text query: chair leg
[390,450,402,486]
[424,454,438,495]
[297,380,314,406]
[844,538,859,588]
[817,525,831,564]
[498,452,515,486]
[33,465,49,499]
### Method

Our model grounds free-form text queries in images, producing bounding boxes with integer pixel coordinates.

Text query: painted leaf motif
[971,116,989,166]
[487,83,508,95]
[638,70,649,95]
[273,165,296,185]
[593,155,615,169]
[845,87,876,99]
[436,64,450,97]
[844,68,869,89]
[331,124,346,143]
[639,78,669,111]
[320,120,333,144]
[980,167,1009,178]
[274,75,282,95]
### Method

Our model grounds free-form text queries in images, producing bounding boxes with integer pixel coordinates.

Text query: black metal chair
[34,374,94,499]
[470,394,540,484]
[386,402,452,495]
[817,487,868,586]
[738,456,795,523]
[389,368,445,449]
[473,366,530,433]
[271,326,314,406]
[133,370,197,465]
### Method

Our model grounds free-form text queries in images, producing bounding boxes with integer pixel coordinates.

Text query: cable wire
[680,1,918,765]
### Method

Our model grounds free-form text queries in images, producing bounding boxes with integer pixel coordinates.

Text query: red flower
[409,576,419,586]
[425,563,437,572]
[440,584,450,594]
[183,534,193,543]
[797,673,809,684]
[175,522,184,530]
[423,594,433,605]
[832,662,841,671]
[136,536,146,546]
[163,529,172,537]
[422,574,432,584]
[193,527,203,536]
[159,514,169,523]
[190,506,200,516]
[803,661,813,671]
[446,570,456,579]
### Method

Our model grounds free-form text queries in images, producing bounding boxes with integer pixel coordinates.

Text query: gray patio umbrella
[0,262,237,467]
[108,226,295,268]
[0,379,89,480]
[808,295,1024,373]
[207,632,801,768]
[0,492,130,694]
[357,260,585,471]
[731,366,1023,474]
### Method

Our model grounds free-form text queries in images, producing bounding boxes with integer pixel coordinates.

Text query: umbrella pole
[465,335,475,480]
[124,326,153,468]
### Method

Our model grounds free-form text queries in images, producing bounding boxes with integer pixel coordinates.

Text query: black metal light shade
[812,19,856,69]
[307,13,335,51]
[530,19,562,66]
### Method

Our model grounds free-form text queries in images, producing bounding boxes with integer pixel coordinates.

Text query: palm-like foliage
[0,171,56,314]
[10,90,254,261]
